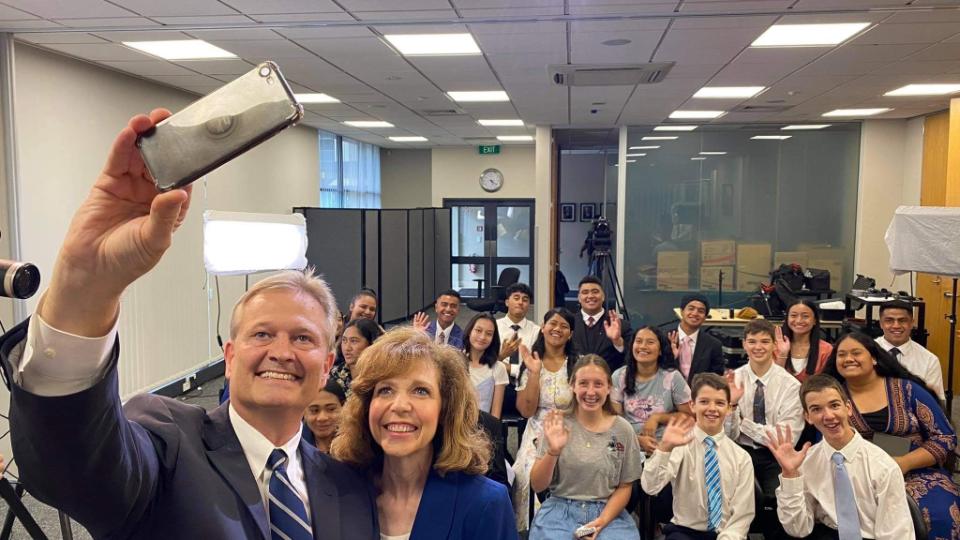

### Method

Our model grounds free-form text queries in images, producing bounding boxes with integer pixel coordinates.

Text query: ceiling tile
[654,27,763,64]
[0,4,40,20]
[671,15,776,30]
[101,59,198,76]
[459,6,565,17]
[219,0,344,14]
[150,14,255,25]
[3,0,135,19]
[571,29,664,64]
[904,43,960,62]
[678,1,793,12]
[40,42,155,61]
[111,0,238,17]
[93,30,192,42]
[173,58,256,75]
[185,28,285,41]
[53,17,160,28]
[851,22,960,45]
[16,32,106,44]
[411,55,499,88]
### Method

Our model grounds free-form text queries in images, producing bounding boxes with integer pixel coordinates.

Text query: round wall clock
[479,168,504,192]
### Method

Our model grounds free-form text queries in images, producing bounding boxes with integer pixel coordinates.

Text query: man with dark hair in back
[496,282,539,423]
[413,289,464,348]
[669,293,724,384]
[572,275,630,373]
[875,299,945,402]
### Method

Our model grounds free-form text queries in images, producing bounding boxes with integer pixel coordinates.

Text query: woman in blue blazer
[332,327,518,540]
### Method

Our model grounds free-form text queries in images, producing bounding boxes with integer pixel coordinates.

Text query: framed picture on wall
[560,203,576,222]
[580,203,597,222]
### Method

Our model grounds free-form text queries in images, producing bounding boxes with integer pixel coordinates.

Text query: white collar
[229,403,302,479]
[823,430,863,461]
[678,326,700,342]
[503,316,529,329]
[581,309,604,324]
[877,336,913,352]
[744,361,780,385]
[694,424,726,444]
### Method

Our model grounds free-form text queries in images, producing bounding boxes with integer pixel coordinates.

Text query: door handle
[946,292,955,298]
[933,276,943,284]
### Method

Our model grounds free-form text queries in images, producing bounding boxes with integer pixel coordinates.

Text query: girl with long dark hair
[775,300,833,381]
[463,313,507,418]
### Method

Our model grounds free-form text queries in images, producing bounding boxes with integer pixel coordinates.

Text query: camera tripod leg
[0,478,46,539]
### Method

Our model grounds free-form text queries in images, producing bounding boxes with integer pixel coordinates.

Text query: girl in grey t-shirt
[527,355,643,540]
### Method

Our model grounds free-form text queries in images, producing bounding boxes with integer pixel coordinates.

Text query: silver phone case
[137,61,304,191]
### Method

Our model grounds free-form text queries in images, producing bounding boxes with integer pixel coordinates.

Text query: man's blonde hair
[229,268,337,351]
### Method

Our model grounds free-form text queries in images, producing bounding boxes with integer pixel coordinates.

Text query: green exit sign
[478,144,501,155]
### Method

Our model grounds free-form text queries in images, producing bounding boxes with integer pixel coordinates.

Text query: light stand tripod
[588,247,629,320]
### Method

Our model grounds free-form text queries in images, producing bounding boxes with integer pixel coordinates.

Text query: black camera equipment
[584,216,629,318]
[0,259,40,299]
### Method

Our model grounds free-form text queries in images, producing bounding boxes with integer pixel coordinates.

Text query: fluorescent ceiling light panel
[389,136,428,142]
[669,110,725,119]
[343,120,394,128]
[478,119,524,126]
[654,125,697,131]
[642,136,678,140]
[625,153,646,157]
[884,84,960,96]
[295,93,339,103]
[626,159,637,163]
[693,86,766,99]
[384,33,481,56]
[497,135,533,142]
[691,157,707,160]
[751,135,792,140]
[203,211,307,276]
[750,23,871,47]
[123,39,236,60]
[699,151,727,155]
[822,108,891,117]
[629,146,660,150]
[782,124,830,130]
[448,91,510,102]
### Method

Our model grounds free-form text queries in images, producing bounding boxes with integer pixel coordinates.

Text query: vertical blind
[319,130,381,208]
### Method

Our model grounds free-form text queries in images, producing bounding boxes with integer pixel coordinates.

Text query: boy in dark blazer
[670,294,725,383]
[572,275,630,373]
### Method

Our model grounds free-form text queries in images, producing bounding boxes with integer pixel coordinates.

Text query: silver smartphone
[137,61,304,191]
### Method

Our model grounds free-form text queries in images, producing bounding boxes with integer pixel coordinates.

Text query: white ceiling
[5,0,960,147]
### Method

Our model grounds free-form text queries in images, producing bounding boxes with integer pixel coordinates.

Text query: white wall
[430,145,535,206]
[855,118,924,292]
[11,43,321,403]
[380,148,431,208]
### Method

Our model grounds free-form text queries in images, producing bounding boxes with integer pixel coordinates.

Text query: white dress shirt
[726,362,804,448]
[776,431,914,540]
[13,308,311,515]
[875,336,945,401]
[496,315,540,379]
[677,326,700,350]
[641,426,755,540]
[229,404,310,517]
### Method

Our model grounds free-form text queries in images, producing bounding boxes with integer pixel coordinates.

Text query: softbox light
[885,206,960,277]
[203,210,308,276]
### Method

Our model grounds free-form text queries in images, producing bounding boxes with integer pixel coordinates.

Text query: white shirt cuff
[16,307,119,396]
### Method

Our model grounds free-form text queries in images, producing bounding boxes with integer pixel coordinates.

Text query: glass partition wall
[620,124,860,326]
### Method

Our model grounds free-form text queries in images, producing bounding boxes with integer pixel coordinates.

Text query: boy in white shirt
[766,374,914,540]
[641,373,755,540]
[726,319,803,540]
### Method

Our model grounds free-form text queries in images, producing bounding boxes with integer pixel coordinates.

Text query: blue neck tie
[753,380,766,424]
[704,437,723,531]
[832,452,861,540]
[267,449,313,540]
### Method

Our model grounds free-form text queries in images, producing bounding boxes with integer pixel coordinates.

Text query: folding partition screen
[295,207,451,324]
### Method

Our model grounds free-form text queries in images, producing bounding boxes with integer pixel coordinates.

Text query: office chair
[907,495,928,540]
[466,267,520,314]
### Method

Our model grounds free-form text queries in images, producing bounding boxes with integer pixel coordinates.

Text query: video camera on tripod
[588,216,613,253]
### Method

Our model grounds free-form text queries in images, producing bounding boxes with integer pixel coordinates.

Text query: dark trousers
[663,524,717,540]
[742,445,789,540]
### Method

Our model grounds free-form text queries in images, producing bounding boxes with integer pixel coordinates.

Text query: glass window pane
[452,206,485,258]
[451,263,485,297]
[342,138,359,191]
[496,206,531,257]
[621,124,860,325]
[319,131,339,191]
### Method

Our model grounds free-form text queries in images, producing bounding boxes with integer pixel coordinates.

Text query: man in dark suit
[571,275,630,373]
[0,109,376,539]
[414,289,464,349]
[669,293,725,383]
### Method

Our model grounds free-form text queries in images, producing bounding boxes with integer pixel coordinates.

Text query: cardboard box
[657,251,690,291]
[700,265,734,290]
[737,243,772,291]
[774,251,808,268]
[807,248,845,290]
[701,240,736,266]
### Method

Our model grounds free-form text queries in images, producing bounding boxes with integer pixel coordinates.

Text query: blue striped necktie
[267,449,313,540]
[704,437,723,531]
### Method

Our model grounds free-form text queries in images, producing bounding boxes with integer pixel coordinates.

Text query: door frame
[443,198,536,297]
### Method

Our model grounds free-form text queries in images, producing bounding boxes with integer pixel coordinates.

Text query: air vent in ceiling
[462,137,499,142]
[421,108,464,116]
[733,104,794,113]
[549,62,674,86]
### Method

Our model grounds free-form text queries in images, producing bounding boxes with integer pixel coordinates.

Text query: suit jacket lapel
[203,404,270,540]
[301,440,340,540]
[410,470,457,540]
[689,336,708,381]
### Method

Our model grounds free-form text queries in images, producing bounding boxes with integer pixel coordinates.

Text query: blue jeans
[530,496,641,540]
